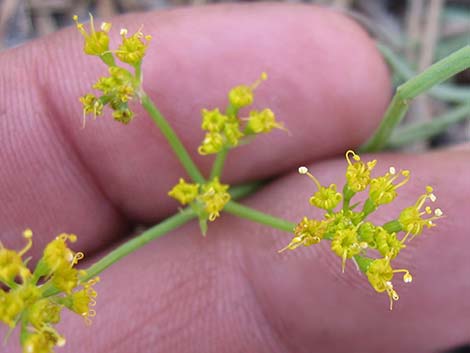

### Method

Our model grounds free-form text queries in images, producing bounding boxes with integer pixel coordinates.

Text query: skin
[1,3,469,353]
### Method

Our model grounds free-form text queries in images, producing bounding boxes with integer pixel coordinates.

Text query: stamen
[100,22,111,32]
[393,269,413,283]
[298,166,308,174]
[341,250,347,273]
[72,252,84,265]
[89,13,96,34]
[18,228,33,256]
[389,166,396,175]
[73,15,88,37]
[435,208,443,217]
[249,72,268,90]
[297,166,321,190]
[345,150,360,165]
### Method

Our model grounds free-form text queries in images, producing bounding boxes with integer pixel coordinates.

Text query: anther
[298,166,308,175]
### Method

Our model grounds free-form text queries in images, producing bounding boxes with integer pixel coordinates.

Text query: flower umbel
[198,73,286,155]
[75,15,151,126]
[280,151,442,309]
[0,230,99,353]
[168,177,231,233]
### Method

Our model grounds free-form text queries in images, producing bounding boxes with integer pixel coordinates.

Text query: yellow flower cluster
[74,15,152,126]
[198,73,286,155]
[281,150,443,310]
[0,230,99,353]
[168,177,231,233]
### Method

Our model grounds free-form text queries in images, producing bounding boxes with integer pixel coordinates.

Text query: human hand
[1,4,468,352]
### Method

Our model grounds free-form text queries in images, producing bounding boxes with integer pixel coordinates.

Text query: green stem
[210,147,229,180]
[230,181,264,199]
[141,94,205,183]
[383,220,403,233]
[361,45,470,152]
[387,102,470,148]
[377,43,470,102]
[224,201,296,233]
[81,208,197,282]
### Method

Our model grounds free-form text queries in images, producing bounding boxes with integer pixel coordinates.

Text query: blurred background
[0,0,469,149]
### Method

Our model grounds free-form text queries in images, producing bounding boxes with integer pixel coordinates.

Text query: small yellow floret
[42,234,78,273]
[375,227,404,259]
[366,259,412,310]
[168,178,199,205]
[279,218,327,252]
[112,108,134,124]
[200,177,231,221]
[369,168,410,206]
[0,290,24,327]
[73,14,111,57]
[309,184,342,211]
[246,108,286,134]
[201,108,228,132]
[331,228,365,272]
[28,299,62,330]
[398,186,443,239]
[23,327,65,353]
[198,132,224,155]
[116,26,152,65]
[228,72,267,108]
[69,277,100,324]
[223,122,244,146]
[345,150,377,192]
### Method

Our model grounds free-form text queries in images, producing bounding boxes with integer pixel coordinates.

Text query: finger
[0,4,389,255]
[14,148,467,353]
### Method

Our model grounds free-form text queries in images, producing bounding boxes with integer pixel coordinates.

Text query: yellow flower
[369,166,410,206]
[0,290,24,327]
[279,217,327,252]
[357,222,377,247]
[79,94,104,119]
[68,277,100,324]
[200,177,231,221]
[0,230,100,353]
[345,150,377,192]
[116,27,152,66]
[228,72,267,109]
[331,228,367,272]
[23,327,66,353]
[223,122,244,146]
[375,227,404,259]
[52,267,81,295]
[246,108,286,134]
[201,108,228,132]
[284,151,442,310]
[198,132,224,155]
[112,108,134,124]
[298,166,342,211]
[0,229,32,282]
[42,233,78,273]
[28,299,62,330]
[366,258,412,310]
[399,186,443,240]
[73,14,111,57]
[168,178,199,205]
[94,67,137,101]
